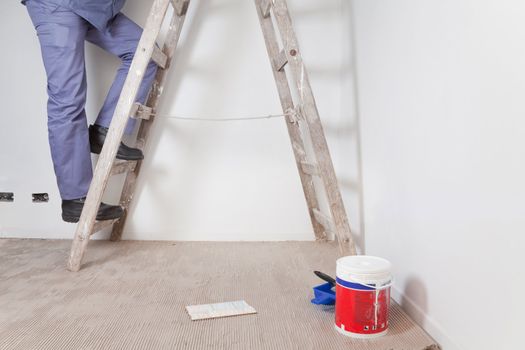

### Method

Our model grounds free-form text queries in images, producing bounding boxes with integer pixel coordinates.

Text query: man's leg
[86,13,158,135]
[26,2,92,200]
[26,2,124,223]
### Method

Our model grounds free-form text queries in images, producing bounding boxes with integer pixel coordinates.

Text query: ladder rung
[130,103,154,120]
[152,46,168,69]
[300,161,319,176]
[92,219,119,235]
[111,160,138,176]
[312,209,334,234]
[260,0,272,18]
[171,0,190,16]
[273,50,288,72]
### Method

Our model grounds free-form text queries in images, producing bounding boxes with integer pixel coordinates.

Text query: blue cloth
[22,0,126,32]
[25,0,157,200]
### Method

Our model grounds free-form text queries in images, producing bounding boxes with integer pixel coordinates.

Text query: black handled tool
[314,271,336,287]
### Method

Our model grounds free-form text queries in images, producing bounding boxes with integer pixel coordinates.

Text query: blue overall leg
[87,13,158,135]
[26,2,92,200]
[27,3,157,200]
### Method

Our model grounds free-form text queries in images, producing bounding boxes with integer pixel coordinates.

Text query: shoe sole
[62,215,80,223]
[62,213,123,224]
[116,154,144,161]
[90,145,144,161]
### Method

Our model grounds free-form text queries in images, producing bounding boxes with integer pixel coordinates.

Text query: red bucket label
[335,279,390,337]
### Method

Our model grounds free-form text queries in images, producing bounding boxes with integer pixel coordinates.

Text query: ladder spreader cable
[152,113,286,122]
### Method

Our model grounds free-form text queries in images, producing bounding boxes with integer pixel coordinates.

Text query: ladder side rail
[270,0,356,255]
[255,0,326,241]
[111,1,191,241]
[67,0,172,271]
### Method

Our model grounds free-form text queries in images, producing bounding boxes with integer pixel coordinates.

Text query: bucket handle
[338,277,394,291]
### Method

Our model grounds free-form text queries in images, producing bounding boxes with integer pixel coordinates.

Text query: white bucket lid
[336,256,392,284]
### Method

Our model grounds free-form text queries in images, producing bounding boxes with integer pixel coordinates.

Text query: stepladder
[67,0,357,272]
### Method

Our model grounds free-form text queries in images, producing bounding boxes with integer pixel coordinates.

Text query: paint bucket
[335,256,392,338]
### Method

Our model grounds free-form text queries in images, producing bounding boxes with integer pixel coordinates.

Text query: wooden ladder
[67,0,357,272]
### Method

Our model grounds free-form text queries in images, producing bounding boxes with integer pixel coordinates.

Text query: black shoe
[89,124,144,161]
[62,197,124,223]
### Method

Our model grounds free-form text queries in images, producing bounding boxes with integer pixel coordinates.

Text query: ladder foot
[67,250,83,272]
[67,262,81,273]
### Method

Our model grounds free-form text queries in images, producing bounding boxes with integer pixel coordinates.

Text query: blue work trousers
[26,1,157,200]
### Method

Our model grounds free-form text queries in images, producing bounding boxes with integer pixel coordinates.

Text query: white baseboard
[391,286,463,350]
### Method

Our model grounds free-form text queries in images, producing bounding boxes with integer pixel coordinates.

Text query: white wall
[0,0,362,244]
[352,1,525,349]
[3,0,523,349]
